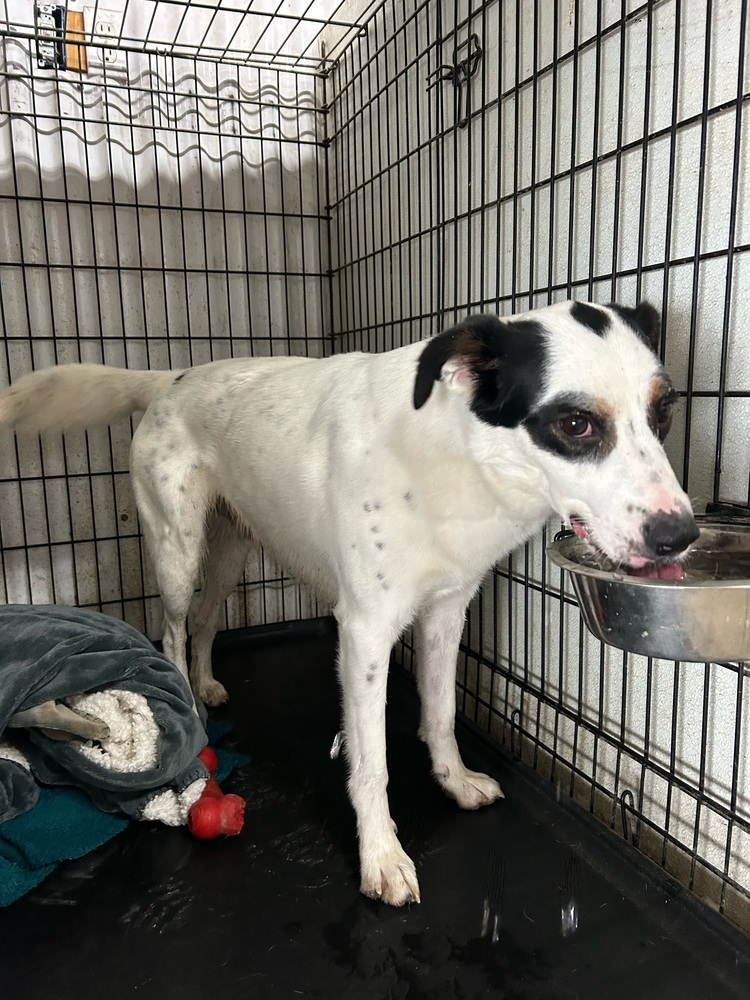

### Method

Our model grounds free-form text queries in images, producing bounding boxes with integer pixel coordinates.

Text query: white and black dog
[0,300,697,905]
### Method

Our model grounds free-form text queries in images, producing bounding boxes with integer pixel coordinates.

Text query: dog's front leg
[337,613,420,906]
[416,593,504,809]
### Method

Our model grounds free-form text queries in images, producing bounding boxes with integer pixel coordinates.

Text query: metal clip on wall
[427,33,482,129]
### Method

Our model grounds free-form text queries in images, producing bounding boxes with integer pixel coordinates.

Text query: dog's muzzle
[641,510,699,560]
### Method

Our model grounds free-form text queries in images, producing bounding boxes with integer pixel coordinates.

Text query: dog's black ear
[413,329,460,410]
[609,302,662,353]
[634,302,662,353]
[413,314,547,428]
[414,315,509,411]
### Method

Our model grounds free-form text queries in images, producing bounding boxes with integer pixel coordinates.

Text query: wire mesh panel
[0,0,334,634]
[1,0,749,935]
[328,0,750,928]
[0,0,381,71]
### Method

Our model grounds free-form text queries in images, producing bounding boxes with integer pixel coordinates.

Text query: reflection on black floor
[1,620,748,1000]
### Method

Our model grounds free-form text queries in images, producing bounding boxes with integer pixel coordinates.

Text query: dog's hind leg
[131,431,209,696]
[189,513,252,707]
[139,501,207,693]
[416,592,505,809]
[337,610,420,907]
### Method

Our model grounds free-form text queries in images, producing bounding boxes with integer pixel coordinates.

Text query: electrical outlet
[84,6,123,66]
[36,2,66,69]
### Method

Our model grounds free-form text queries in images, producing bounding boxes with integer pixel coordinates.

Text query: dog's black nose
[642,511,700,558]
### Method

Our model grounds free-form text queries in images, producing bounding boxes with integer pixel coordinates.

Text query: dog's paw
[437,765,504,810]
[360,842,420,906]
[195,677,229,708]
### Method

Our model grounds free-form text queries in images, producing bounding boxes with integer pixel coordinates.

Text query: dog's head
[414,301,698,576]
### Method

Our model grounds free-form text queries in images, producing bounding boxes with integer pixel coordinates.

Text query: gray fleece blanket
[0,606,208,823]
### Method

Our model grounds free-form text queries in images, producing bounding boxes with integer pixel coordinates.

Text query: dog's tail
[0,364,182,434]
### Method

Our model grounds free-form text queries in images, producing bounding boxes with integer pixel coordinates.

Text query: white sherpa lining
[141,777,207,826]
[67,689,159,772]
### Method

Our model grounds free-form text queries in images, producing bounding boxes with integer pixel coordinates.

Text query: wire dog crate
[1,0,749,936]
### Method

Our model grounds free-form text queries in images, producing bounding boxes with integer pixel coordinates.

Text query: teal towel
[0,787,127,905]
[0,739,249,907]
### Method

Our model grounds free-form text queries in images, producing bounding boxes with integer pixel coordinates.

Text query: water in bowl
[563,528,750,582]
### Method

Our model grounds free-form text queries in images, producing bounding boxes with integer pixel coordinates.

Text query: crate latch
[427,32,482,129]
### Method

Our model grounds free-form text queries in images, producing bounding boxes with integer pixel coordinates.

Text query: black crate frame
[1,0,749,931]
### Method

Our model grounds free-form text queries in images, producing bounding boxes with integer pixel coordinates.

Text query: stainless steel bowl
[546,523,750,662]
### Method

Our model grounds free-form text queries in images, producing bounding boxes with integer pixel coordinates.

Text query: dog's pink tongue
[629,562,685,580]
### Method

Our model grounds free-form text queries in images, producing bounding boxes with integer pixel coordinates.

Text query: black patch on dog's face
[413,314,547,428]
[570,301,611,336]
[525,393,617,461]
[608,302,662,354]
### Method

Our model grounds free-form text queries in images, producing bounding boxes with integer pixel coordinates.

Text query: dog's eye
[558,413,593,438]
[655,398,675,440]
[658,400,673,426]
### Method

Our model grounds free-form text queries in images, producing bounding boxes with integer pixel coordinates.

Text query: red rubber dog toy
[187,746,246,839]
